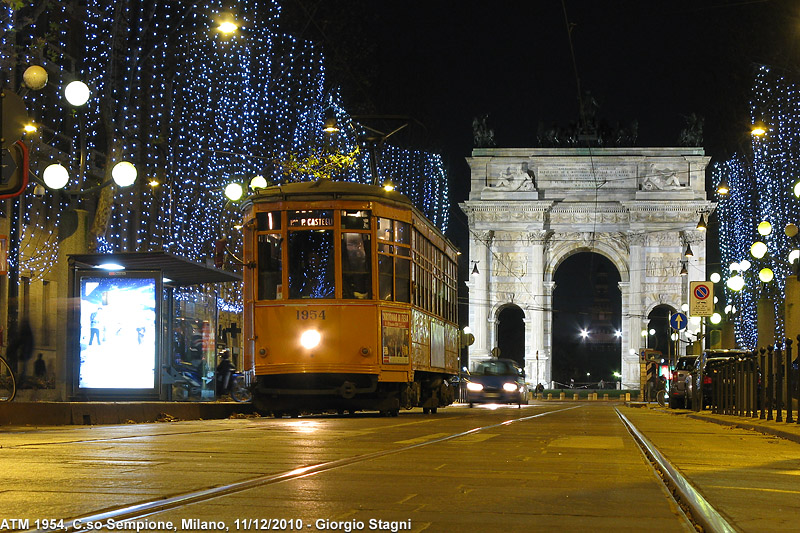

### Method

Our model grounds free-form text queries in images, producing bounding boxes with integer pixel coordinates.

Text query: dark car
[669,355,697,409]
[685,350,749,410]
[465,358,527,407]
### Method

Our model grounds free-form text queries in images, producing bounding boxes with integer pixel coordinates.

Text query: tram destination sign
[288,210,333,228]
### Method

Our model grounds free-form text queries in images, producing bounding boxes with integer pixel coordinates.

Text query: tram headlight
[299,329,322,350]
[503,382,519,392]
[466,382,483,392]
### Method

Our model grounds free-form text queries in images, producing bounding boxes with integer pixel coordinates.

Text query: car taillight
[703,376,712,385]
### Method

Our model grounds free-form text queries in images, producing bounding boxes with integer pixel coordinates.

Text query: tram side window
[378,254,393,300]
[257,234,282,300]
[288,231,335,299]
[342,233,372,299]
[395,255,410,303]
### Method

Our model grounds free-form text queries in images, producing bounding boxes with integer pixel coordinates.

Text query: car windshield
[474,360,520,377]
[675,357,697,371]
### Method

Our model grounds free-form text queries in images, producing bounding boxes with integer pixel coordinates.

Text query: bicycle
[0,354,17,401]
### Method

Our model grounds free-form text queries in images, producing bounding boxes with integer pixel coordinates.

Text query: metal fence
[704,339,799,423]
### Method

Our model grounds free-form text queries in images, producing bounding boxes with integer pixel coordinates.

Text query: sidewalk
[0,400,255,426]
[631,402,800,444]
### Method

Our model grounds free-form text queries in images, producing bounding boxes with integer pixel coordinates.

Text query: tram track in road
[17,404,738,532]
[21,405,581,533]
[616,407,736,533]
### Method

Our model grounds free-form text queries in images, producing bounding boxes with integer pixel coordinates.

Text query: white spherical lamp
[111,161,137,187]
[225,183,243,201]
[64,81,90,106]
[42,163,70,190]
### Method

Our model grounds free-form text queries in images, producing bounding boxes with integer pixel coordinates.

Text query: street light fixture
[64,80,90,106]
[42,163,70,189]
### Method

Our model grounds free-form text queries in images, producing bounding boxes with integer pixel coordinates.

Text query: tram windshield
[288,231,335,299]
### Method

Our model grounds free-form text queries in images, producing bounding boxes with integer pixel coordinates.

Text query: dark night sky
[283,0,798,372]
[293,0,799,224]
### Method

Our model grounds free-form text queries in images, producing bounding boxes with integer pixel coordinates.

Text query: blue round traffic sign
[670,312,688,330]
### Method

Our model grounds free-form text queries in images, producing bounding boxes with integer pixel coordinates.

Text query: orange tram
[240,180,460,416]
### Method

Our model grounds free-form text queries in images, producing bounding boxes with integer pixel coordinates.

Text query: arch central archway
[551,252,622,388]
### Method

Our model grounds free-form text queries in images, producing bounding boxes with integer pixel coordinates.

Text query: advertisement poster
[78,276,157,389]
[381,310,410,365]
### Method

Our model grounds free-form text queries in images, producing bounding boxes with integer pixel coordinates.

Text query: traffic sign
[670,312,688,330]
[689,281,714,317]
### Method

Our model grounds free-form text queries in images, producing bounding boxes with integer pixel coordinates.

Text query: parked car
[685,349,749,410]
[465,358,527,407]
[669,355,697,409]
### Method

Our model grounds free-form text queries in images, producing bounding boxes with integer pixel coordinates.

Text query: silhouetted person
[34,353,46,378]
[7,319,34,375]
[216,350,235,397]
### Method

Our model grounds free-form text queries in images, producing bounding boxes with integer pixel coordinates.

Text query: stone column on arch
[624,232,647,390]
[525,230,548,383]
[542,280,556,386]
[467,230,493,364]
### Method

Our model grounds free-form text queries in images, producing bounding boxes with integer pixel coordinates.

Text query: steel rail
[616,407,738,533]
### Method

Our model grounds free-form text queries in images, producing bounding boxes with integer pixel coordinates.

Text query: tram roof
[69,251,242,286]
[243,179,414,208]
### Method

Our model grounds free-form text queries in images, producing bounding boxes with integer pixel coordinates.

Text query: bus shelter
[68,251,241,401]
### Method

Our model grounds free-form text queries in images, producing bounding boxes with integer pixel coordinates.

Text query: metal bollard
[767,345,775,421]
[786,339,794,424]
[777,343,784,423]
[760,348,767,420]
[737,355,744,417]
[750,353,758,418]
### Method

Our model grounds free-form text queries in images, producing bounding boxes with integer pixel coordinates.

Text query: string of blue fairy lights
[715,65,800,348]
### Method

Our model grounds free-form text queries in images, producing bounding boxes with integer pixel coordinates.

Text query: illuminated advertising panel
[78,274,158,390]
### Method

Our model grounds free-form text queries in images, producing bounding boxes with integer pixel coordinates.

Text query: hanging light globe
[757,221,772,236]
[249,175,268,190]
[111,161,137,187]
[759,268,774,283]
[42,163,70,189]
[23,65,48,90]
[726,275,745,291]
[64,80,90,106]
[750,241,768,259]
[225,183,243,201]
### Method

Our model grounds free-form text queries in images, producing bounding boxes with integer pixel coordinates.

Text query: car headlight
[503,382,519,392]
[466,382,484,392]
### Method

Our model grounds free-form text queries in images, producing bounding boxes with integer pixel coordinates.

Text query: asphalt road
[1,403,695,533]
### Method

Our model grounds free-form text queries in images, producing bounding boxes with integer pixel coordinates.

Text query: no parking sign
[689,281,714,317]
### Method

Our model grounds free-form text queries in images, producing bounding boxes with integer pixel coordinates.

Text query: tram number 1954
[296,310,326,320]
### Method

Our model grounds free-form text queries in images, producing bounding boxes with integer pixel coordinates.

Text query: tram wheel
[422,407,430,414]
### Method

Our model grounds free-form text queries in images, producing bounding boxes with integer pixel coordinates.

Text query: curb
[0,401,255,426]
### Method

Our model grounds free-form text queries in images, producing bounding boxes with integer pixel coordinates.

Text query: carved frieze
[645,256,682,278]
[645,232,682,247]
[491,252,527,277]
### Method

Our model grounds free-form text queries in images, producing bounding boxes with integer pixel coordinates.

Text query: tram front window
[257,234,282,300]
[342,233,371,299]
[288,231,334,299]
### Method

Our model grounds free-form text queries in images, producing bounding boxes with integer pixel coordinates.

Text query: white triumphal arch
[459,147,713,389]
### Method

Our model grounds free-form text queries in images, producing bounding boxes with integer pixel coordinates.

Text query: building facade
[460,147,712,389]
